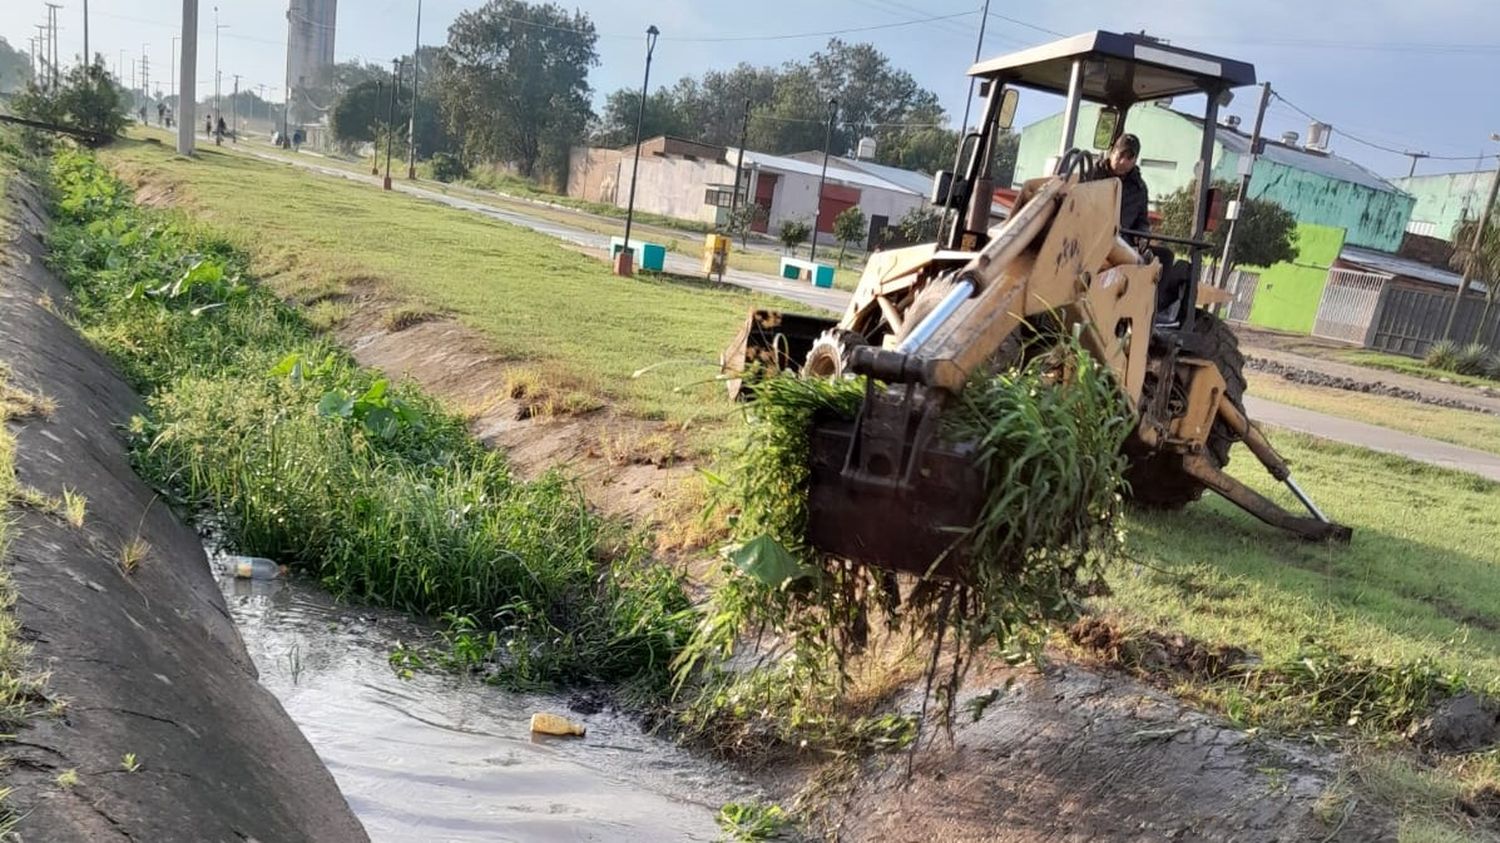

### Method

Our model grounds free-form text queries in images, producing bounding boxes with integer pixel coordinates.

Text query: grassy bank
[102,134,791,428]
[1109,432,1500,715]
[1339,348,1500,391]
[47,148,691,690]
[1247,372,1500,457]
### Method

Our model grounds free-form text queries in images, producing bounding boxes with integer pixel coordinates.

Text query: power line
[675,11,978,43]
[986,11,1064,38]
[1272,91,1497,162]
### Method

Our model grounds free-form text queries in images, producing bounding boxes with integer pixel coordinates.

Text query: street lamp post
[383,58,403,191]
[616,24,660,277]
[809,98,838,264]
[372,79,383,174]
[407,0,422,180]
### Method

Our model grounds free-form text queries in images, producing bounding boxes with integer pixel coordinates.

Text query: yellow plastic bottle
[530,712,586,737]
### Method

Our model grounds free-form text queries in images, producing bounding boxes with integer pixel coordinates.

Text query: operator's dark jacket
[1089,162,1151,236]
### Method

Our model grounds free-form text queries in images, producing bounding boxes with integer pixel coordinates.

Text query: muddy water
[220,574,749,842]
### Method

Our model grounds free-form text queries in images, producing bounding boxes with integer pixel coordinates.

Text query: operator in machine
[1091,133,1151,238]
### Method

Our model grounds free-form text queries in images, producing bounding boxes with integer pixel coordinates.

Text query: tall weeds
[46,149,691,689]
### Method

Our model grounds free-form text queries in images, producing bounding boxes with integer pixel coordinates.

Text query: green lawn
[102,136,795,426]
[1247,372,1500,456]
[1109,432,1500,690]
[1337,348,1500,390]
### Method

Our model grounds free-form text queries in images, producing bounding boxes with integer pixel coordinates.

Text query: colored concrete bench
[609,236,667,272]
[780,256,835,289]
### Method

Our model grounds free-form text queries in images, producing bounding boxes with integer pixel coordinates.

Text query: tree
[724,202,767,249]
[437,0,598,182]
[898,205,941,244]
[0,37,32,94]
[329,80,391,150]
[779,219,811,255]
[13,64,127,142]
[1450,215,1500,342]
[592,88,690,148]
[1157,179,1298,273]
[833,206,866,266]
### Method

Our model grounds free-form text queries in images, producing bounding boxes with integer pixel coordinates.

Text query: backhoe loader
[723,31,1351,576]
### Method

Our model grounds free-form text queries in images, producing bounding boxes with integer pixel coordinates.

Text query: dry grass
[598,430,680,467]
[305,299,354,331]
[59,488,85,528]
[119,536,150,575]
[380,305,439,333]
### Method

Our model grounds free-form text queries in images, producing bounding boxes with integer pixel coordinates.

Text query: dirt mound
[1068,616,1251,679]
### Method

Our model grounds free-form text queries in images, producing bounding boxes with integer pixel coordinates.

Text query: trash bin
[703,233,730,277]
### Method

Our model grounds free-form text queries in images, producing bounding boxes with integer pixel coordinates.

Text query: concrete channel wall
[0,178,367,842]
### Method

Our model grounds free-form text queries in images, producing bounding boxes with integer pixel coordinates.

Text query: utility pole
[959,0,992,135]
[1442,133,1500,341]
[1404,151,1429,179]
[809,98,838,264]
[213,6,226,121]
[383,58,402,191]
[1216,82,1273,291]
[46,4,61,89]
[83,0,90,69]
[141,44,150,102]
[282,3,293,145]
[727,98,751,250]
[231,74,240,139]
[171,37,179,103]
[177,0,198,156]
[406,0,422,179]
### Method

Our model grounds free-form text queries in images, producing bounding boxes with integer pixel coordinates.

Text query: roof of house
[1338,245,1480,290]
[783,152,935,195]
[1177,114,1404,194]
[728,148,921,194]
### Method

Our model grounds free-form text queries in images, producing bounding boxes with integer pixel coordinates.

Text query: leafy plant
[1424,340,1460,371]
[832,206,866,268]
[716,801,793,841]
[120,753,141,773]
[1453,343,1493,377]
[316,378,426,440]
[429,152,469,183]
[777,219,810,255]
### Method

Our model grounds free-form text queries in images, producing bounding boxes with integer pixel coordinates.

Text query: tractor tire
[1125,310,1247,509]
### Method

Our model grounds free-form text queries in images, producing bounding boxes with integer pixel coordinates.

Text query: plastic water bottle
[225,555,285,580]
[530,712,586,737]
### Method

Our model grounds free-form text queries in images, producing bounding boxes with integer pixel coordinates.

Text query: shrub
[777,219,810,254]
[429,152,468,184]
[1453,343,1492,377]
[1424,339,1459,371]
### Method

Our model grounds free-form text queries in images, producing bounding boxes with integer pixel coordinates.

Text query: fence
[1368,285,1500,357]
[1225,270,1259,323]
[1311,269,1388,344]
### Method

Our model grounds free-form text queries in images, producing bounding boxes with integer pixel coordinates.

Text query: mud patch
[1068,616,1251,679]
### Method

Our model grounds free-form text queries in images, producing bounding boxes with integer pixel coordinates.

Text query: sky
[4,0,1499,180]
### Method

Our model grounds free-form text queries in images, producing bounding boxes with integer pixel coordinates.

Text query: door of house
[751,173,778,233]
[866,214,889,250]
[816,184,860,234]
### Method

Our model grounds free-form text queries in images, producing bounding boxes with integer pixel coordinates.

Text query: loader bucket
[722,309,840,399]
[804,416,987,580]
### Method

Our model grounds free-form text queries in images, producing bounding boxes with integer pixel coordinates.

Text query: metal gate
[1312,269,1388,344]
[1225,270,1259,323]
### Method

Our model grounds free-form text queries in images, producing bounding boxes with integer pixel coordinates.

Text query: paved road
[1246,395,1500,482]
[247,149,1498,484]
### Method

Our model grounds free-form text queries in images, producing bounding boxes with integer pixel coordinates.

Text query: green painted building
[1392,169,1500,242]
[1013,104,1416,252]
